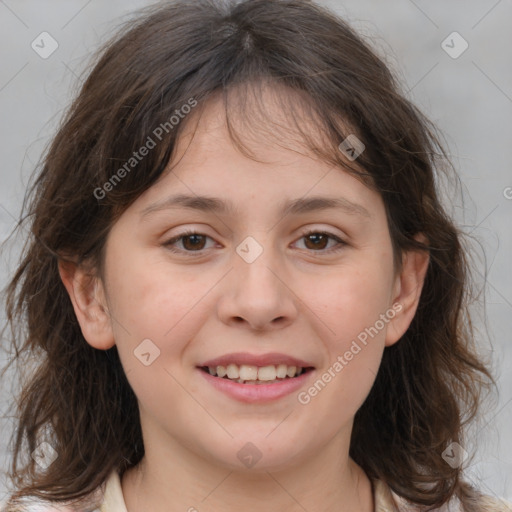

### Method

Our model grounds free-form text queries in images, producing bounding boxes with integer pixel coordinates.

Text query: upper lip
[199,352,315,368]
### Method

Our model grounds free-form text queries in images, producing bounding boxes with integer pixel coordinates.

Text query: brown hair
[0,0,497,510]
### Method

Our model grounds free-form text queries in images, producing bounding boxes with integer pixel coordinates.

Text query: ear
[58,259,115,350]
[385,234,430,347]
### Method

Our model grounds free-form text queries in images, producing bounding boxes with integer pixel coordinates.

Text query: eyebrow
[140,193,371,219]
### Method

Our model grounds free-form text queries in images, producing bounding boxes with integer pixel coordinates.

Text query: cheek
[299,270,391,426]
[309,258,395,341]
[106,248,206,334]
[312,254,395,415]
[104,249,215,381]
[298,249,395,401]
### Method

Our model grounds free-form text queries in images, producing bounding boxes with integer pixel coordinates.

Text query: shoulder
[0,486,104,512]
[0,471,123,512]
[0,499,101,512]
[0,501,100,512]
[372,478,512,512]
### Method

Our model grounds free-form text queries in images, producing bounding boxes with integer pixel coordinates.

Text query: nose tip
[216,258,298,332]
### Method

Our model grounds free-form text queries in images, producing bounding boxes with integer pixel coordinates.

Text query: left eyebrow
[140,193,372,219]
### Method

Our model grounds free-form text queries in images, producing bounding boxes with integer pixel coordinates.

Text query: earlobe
[58,259,115,350]
[385,234,430,347]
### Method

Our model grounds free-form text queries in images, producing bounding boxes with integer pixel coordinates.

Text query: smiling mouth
[199,364,315,385]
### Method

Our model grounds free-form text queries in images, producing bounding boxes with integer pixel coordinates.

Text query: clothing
[2,470,511,511]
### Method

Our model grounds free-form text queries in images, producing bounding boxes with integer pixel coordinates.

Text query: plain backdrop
[1,0,511,504]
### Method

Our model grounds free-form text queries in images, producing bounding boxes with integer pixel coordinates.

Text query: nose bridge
[216,234,297,330]
[234,233,285,300]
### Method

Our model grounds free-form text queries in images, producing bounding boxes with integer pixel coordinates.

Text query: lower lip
[197,368,314,403]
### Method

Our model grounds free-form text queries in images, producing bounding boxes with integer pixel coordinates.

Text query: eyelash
[162,229,347,256]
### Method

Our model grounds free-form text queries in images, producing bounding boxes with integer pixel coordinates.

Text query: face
[63,88,427,475]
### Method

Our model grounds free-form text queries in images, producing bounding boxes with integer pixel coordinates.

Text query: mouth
[198,364,315,385]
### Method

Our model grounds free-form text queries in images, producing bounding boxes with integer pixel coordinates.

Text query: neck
[121,431,374,512]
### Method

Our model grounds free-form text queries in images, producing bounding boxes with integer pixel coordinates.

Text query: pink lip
[197,367,315,403]
[199,352,314,368]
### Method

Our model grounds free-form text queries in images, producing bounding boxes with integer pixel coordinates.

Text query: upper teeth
[208,364,303,380]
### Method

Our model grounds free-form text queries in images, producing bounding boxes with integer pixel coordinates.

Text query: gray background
[0,0,511,505]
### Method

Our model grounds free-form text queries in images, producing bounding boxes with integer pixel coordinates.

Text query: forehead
[166,85,361,178]
[132,83,384,223]
[172,82,338,167]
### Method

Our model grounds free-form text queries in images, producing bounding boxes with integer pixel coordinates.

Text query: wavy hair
[1,0,497,510]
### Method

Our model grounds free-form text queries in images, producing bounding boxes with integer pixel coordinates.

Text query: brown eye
[303,233,329,250]
[181,234,207,251]
[163,231,215,253]
[294,231,346,253]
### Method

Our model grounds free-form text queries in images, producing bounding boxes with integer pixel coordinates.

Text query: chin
[204,436,307,473]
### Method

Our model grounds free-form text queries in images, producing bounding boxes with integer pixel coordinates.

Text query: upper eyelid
[165,227,345,242]
[164,228,346,252]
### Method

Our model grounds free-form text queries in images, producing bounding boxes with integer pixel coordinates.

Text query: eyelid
[292,227,347,253]
[162,229,218,254]
[162,226,347,256]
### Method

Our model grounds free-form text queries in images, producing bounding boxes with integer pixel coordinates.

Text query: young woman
[2,1,510,510]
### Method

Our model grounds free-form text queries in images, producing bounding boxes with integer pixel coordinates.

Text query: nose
[216,243,298,332]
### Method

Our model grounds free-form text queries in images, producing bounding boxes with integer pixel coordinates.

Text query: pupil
[184,235,205,250]
[306,233,327,250]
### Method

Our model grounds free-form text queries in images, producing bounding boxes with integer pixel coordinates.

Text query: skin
[60,86,429,512]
